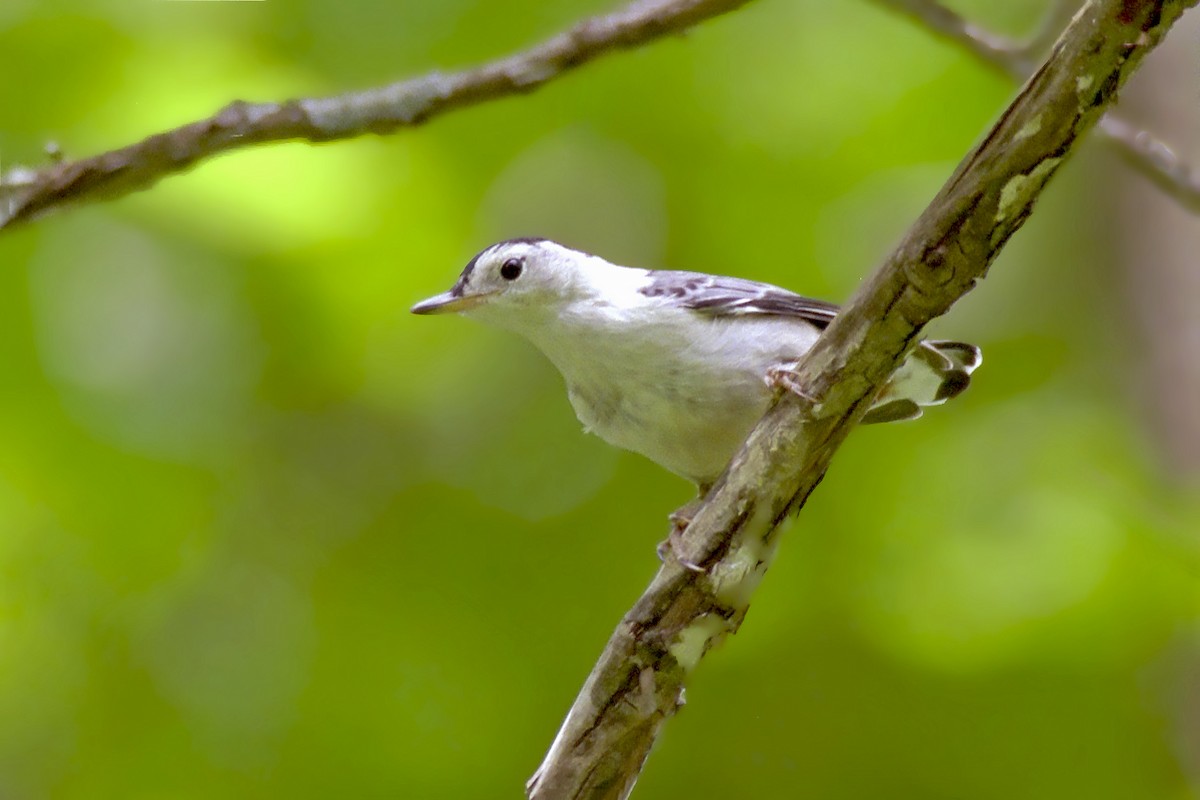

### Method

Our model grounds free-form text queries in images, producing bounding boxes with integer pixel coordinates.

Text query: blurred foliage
[1,1,1197,798]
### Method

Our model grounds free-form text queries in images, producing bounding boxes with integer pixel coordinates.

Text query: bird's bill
[410,291,489,315]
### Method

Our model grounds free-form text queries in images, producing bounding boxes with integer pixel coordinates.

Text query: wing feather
[639,271,838,329]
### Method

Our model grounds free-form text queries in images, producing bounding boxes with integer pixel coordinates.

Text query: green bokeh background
[1,1,1197,798]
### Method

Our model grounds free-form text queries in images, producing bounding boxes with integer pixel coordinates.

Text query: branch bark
[874,0,1200,211]
[0,0,754,230]
[526,1,1196,798]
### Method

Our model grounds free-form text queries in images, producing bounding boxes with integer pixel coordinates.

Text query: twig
[877,0,1031,67]
[0,0,754,230]
[872,0,1200,212]
[525,1,1195,797]
[1101,115,1200,211]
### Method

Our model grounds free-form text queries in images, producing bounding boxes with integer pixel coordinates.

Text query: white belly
[530,311,821,486]
[566,374,769,487]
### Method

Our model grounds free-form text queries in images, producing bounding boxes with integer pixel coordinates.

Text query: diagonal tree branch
[874,0,1200,211]
[0,0,754,231]
[526,1,1196,798]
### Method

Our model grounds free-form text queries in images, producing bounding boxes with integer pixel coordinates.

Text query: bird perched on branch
[412,238,980,493]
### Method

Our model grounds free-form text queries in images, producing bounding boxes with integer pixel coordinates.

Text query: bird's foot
[764,364,819,403]
[658,496,707,572]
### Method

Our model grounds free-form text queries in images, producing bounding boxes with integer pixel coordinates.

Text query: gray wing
[639,270,838,329]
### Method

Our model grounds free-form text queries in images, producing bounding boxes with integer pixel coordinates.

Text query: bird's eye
[500,257,523,281]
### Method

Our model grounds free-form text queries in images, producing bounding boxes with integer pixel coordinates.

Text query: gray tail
[861,340,982,424]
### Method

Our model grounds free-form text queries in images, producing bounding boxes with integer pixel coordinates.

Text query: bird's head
[410,238,588,324]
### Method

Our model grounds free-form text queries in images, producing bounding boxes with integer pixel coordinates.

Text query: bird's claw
[658,499,707,572]
[765,365,818,403]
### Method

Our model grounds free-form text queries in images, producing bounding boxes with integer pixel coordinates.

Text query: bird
[412,238,981,494]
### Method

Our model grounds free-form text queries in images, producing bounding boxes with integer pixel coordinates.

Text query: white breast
[526,302,821,486]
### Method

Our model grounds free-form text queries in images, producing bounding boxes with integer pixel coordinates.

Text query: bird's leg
[657,489,709,572]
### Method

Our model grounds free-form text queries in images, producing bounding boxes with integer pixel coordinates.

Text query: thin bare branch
[0,0,753,231]
[877,0,1030,67]
[526,2,1196,797]
[1102,115,1200,212]
[873,0,1200,211]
